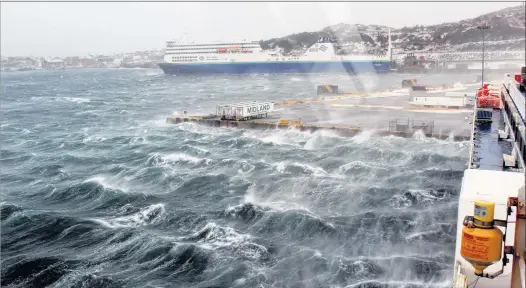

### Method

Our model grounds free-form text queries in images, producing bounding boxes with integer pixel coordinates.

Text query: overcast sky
[1,1,520,57]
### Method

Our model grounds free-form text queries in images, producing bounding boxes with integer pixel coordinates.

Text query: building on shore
[42,58,65,69]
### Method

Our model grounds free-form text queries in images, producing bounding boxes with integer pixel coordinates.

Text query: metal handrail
[467,93,478,169]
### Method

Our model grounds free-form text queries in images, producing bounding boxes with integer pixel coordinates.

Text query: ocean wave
[184,222,269,261]
[220,158,256,173]
[37,178,158,212]
[147,152,212,167]
[1,211,107,256]
[30,164,69,178]
[270,161,331,178]
[173,174,230,199]
[92,203,166,229]
[1,256,77,288]
[248,208,337,239]
[48,272,123,288]
[338,160,390,177]
[223,202,269,223]
[1,203,23,221]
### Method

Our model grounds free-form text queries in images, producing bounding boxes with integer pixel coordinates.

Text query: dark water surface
[1,69,470,288]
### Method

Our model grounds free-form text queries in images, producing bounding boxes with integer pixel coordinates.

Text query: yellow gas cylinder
[460,200,503,276]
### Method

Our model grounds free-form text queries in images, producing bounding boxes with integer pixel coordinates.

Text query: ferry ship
[452,68,525,287]
[158,34,392,75]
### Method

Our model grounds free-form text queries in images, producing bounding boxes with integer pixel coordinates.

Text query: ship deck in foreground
[452,69,525,288]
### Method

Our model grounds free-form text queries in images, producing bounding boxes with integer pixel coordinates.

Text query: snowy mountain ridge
[260,5,525,54]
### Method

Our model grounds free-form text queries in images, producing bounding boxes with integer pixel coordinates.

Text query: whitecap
[92,203,166,229]
[84,176,128,192]
[63,97,90,103]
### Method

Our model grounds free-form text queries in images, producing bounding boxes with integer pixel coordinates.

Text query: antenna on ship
[180,32,189,43]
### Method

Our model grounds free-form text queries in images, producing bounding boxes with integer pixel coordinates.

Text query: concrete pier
[166,116,470,142]
[165,82,477,142]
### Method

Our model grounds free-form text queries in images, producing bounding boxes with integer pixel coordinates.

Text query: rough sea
[1,69,473,288]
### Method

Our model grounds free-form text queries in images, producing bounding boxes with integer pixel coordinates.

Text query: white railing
[467,93,478,169]
[453,261,468,288]
[506,75,525,122]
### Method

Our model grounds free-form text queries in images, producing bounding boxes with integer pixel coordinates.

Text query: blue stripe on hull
[158,61,390,74]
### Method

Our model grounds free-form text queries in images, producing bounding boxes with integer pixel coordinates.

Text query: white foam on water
[129,136,148,145]
[404,230,442,242]
[220,158,255,174]
[241,185,326,220]
[258,132,289,146]
[144,118,172,128]
[82,135,106,143]
[92,203,166,229]
[84,176,129,193]
[338,160,377,173]
[411,130,428,141]
[387,189,441,209]
[188,222,269,260]
[63,97,90,103]
[350,130,375,144]
[290,162,328,176]
[148,152,212,166]
[165,153,208,164]
[175,122,233,137]
[245,127,344,149]
[191,222,250,248]
[185,145,209,155]
[270,161,330,178]
[304,129,346,150]
[303,136,317,150]
[274,161,286,173]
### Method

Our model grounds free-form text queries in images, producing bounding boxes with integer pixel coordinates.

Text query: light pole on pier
[477,25,490,88]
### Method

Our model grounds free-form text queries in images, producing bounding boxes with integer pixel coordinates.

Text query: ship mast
[387,28,393,64]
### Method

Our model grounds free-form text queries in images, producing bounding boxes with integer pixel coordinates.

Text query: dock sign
[247,103,271,114]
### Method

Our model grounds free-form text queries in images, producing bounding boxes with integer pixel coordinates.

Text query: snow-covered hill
[260,5,525,54]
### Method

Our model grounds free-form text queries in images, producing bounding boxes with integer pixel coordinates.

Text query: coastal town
[0,49,165,72]
[2,48,524,73]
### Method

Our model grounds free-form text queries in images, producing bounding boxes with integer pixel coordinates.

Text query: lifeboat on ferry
[476,84,501,108]
[477,96,501,108]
